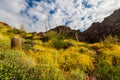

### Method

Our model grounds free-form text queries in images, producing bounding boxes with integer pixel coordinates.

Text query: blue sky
[0,0,120,32]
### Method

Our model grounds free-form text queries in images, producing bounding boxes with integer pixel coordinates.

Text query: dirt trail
[86,47,100,80]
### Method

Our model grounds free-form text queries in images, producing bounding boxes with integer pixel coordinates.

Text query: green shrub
[0,50,40,80]
[0,62,26,80]
[101,35,119,48]
[79,47,90,53]
[0,34,11,49]
[9,28,21,34]
[32,36,41,40]
[68,69,85,80]
[24,33,33,39]
[41,35,50,42]
[0,50,26,80]
[22,40,35,50]
[40,31,57,42]
[63,41,73,49]
[95,59,120,80]
[0,53,4,60]
[52,39,73,50]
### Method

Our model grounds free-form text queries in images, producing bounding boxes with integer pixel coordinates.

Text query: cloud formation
[0,0,120,32]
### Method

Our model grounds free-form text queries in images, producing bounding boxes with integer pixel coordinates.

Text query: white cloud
[0,0,120,32]
[0,0,31,29]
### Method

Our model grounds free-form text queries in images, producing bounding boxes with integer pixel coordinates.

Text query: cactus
[11,37,22,49]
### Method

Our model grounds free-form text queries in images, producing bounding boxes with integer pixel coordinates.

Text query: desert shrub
[99,45,120,65]
[95,59,120,80]
[112,56,120,66]
[41,35,50,42]
[0,53,4,60]
[52,39,73,50]
[0,50,26,80]
[63,40,74,49]
[52,38,64,50]
[40,31,73,50]
[64,69,85,80]
[40,31,57,42]
[9,28,21,34]
[33,44,48,52]
[23,43,33,50]
[32,36,41,40]
[78,46,92,53]
[0,33,11,49]
[70,69,85,80]
[0,28,9,34]
[28,50,65,80]
[58,49,94,73]
[24,33,33,39]
[52,39,72,50]
[22,40,35,50]
[29,64,64,80]
[0,50,38,80]
[7,27,26,37]
[101,35,119,48]
[0,61,27,80]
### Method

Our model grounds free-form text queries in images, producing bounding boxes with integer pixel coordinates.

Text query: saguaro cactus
[11,36,22,49]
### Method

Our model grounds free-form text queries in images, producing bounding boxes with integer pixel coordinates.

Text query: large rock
[11,36,22,49]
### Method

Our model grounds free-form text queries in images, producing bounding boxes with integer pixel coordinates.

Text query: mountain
[83,9,120,42]
[1,9,120,80]
[47,25,85,41]
[0,8,120,42]
[45,9,120,42]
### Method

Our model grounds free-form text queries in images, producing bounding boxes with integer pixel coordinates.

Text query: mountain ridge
[0,8,120,42]
[83,8,120,42]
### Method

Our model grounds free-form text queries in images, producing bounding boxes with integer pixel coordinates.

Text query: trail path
[86,47,100,80]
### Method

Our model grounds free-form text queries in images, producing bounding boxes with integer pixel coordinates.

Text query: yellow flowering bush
[1,23,120,80]
[58,48,94,72]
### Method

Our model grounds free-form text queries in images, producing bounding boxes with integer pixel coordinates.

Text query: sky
[0,0,120,32]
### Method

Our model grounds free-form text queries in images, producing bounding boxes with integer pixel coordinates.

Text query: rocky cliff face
[83,9,120,42]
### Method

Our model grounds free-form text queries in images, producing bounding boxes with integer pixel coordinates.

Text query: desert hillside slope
[0,9,120,80]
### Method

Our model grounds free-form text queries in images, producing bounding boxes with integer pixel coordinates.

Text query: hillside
[42,9,120,43]
[48,25,85,41]
[83,9,120,42]
[0,9,120,80]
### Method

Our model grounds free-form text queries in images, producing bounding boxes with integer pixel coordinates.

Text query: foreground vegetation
[0,23,120,80]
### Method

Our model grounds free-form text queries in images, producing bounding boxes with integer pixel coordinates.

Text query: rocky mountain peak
[102,9,120,25]
[83,8,120,42]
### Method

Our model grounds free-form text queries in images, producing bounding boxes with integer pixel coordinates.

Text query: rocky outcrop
[83,9,120,42]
